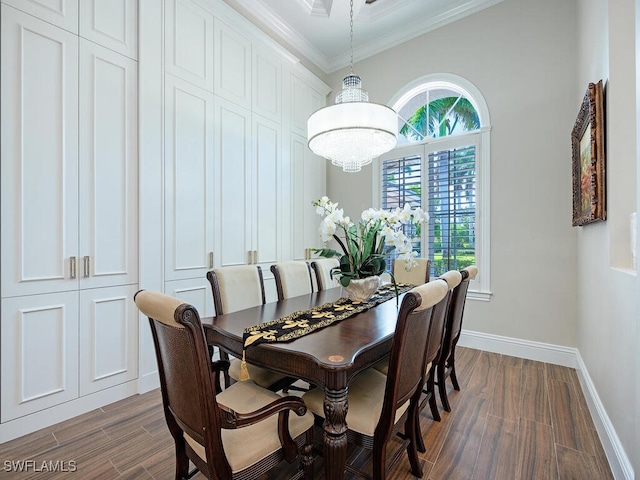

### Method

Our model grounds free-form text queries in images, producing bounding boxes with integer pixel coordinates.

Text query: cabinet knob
[209,252,214,269]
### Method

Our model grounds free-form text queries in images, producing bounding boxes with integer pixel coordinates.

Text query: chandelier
[307,0,397,173]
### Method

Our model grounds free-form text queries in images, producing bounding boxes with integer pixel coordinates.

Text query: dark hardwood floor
[0,347,613,479]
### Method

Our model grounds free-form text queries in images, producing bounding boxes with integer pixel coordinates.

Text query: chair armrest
[218,395,307,429]
[218,395,308,462]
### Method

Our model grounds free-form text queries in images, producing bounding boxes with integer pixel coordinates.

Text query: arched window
[375,73,491,300]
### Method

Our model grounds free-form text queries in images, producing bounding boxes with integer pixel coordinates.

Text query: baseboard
[137,370,160,394]
[458,329,577,367]
[458,329,634,480]
[0,381,139,444]
[575,351,635,480]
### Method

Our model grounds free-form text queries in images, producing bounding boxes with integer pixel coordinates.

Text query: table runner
[238,282,414,381]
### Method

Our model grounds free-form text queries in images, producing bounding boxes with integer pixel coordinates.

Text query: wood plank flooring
[0,347,613,479]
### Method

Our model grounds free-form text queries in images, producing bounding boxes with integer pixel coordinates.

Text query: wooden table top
[202,288,406,382]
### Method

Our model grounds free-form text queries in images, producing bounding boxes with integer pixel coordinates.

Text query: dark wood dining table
[201,287,404,480]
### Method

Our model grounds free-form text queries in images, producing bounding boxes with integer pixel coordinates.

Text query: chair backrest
[392,257,430,285]
[441,266,477,359]
[134,290,231,477]
[206,265,266,315]
[375,279,449,440]
[270,261,313,300]
[424,271,462,367]
[310,257,340,291]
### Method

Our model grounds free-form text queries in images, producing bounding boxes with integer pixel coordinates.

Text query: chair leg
[415,404,426,454]
[426,370,441,422]
[372,441,388,480]
[449,348,460,391]
[438,363,452,412]
[405,406,424,478]
[174,440,190,480]
[301,429,314,480]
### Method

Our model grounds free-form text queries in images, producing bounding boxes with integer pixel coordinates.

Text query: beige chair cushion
[184,380,314,474]
[214,266,264,314]
[276,261,312,299]
[312,258,340,290]
[463,265,478,280]
[302,368,409,437]
[393,257,429,285]
[440,270,462,290]
[228,358,289,386]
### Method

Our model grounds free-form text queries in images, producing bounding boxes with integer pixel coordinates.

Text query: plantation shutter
[380,155,422,268]
[427,145,476,277]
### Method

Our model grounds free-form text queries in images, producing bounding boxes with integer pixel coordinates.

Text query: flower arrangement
[312,196,426,287]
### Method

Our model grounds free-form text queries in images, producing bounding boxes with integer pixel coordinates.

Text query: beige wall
[576,0,640,473]
[328,0,579,347]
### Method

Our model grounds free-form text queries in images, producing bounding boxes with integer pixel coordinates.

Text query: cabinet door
[165,0,213,91]
[1,292,79,422]
[164,278,214,317]
[165,75,214,280]
[79,285,138,396]
[253,114,282,268]
[214,18,251,108]
[2,0,79,33]
[79,0,138,59]
[214,98,252,267]
[252,45,281,122]
[79,40,138,289]
[1,7,79,298]
[292,133,326,261]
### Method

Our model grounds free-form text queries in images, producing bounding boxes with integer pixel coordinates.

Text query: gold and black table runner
[237,283,414,380]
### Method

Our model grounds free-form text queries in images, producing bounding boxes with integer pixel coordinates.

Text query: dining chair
[134,290,315,480]
[302,279,449,480]
[270,261,314,301]
[310,257,340,291]
[207,265,296,392]
[392,257,430,285]
[417,271,461,426]
[436,265,478,412]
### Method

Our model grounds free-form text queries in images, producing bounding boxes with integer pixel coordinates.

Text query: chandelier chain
[349,0,354,74]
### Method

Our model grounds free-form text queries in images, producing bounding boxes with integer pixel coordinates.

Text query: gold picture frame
[571,80,606,226]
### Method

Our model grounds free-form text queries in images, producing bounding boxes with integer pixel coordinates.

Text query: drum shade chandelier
[307,0,397,173]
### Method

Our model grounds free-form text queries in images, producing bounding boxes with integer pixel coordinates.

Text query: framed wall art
[571,80,606,226]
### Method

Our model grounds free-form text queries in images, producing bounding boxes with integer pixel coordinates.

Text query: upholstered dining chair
[436,265,478,412]
[134,290,315,480]
[417,271,461,425]
[302,279,449,480]
[310,257,340,291]
[392,257,430,285]
[270,261,314,301]
[207,265,295,391]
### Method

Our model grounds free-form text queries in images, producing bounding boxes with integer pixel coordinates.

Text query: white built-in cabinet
[0,3,138,423]
[163,0,326,307]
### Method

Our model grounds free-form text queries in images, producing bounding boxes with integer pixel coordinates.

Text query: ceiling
[228,0,504,74]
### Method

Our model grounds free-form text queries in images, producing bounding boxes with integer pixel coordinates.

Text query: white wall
[576,0,639,475]
[328,0,579,347]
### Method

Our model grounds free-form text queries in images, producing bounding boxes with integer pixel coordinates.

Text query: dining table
[201,286,405,480]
